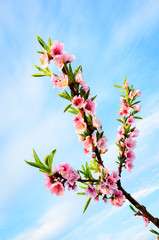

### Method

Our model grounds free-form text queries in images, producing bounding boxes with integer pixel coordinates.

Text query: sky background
[0,0,159,239]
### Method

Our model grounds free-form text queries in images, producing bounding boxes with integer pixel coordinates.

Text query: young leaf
[129,205,136,213]
[91,95,97,101]
[64,104,72,113]
[33,149,41,164]
[48,37,52,48]
[58,92,71,101]
[48,149,56,170]
[31,73,49,77]
[68,107,79,115]
[83,198,91,213]
[134,116,143,119]
[33,65,47,73]
[150,229,159,236]
[44,155,49,166]
[36,35,50,53]
[77,192,86,195]
[74,65,82,76]
[25,160,41,169]
[37,51,44,54]
[124,76,126,84]
[113,85,123,89]
[116,119,123,124]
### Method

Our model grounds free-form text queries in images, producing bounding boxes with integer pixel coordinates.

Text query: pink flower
[125,138,136,149]
[97,135,108,151]
[92,132,97,146]
[129,91,134,99]
[115,134,122,142]
[85,184,98,198]
[74,120,87,134]
[72,96,84,108]
[119,105,131,117]
[51,74,58,88]
[129,90,141,99]
[134,89,141,97]
[73,113,83,123]
[125,160,134,172]
[83,148,90,157]
[111,190,125,207]
[67,168,79,186]
[78,135,85,142]
[49,182,65,196]
[54,52,76,71]
[82,86,89,94]
[99,180,113,195]
[106,175,117,190]
[99,166,110,179]
[111,171,120,181]
[75,70,87,86]
[84,98,96,115]
[142,216,150,227]
[120,97,127,105]
[123,81,129,89]
[50,40,64,57]
[40,50,50,68]
[59,163,70,179]
[129,128,139,138]
[83,136,93,152]
[57,74,68,90]
[117,125,124,135]
[44,173,52,190]
[125,150,135,161]
[93,116,102,133]
[133,105,141,112]
[126,116,135,125]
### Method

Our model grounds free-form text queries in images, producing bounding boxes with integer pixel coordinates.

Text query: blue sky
[0,0,159,239]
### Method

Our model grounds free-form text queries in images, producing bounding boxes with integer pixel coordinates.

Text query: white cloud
[11,198,81,240]
[132,184,159,200]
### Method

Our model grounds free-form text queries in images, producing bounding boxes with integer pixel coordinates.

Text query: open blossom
[111,171,120,181]
[119,105,131,117]
[84,98,96,115]
[125,138,136,149]
[125,149,135,161]
[75,70,87,86]
[59,163,70,179]
[123,81,129,89]
[40,50,50,68]
[66,168,79,186]
[129,89,141,99]
[126,116,135,125]
[142,216,150,227]
[83,136,93,152]
[49,182,65,196]
[133,105,141,112]
[54,52,76,71]
[118,125,124,135]
[82,86,89,94]
[72,96,84,108]
[115,134,122,142]
[73,113,83,124]
[129,128,139,138]
[110,190,125,207]
[120,97,127,105]
[85,184,98,198]
[106,175,117,190]
[74,120,87,134]
[57,74,68,90]
[97,135,108,151]
[125,160,134,172]
[51,74,58,88]
[44,173,52,190]
[93,116,102,133]
[50,40,64,57]
[84,148,90,157]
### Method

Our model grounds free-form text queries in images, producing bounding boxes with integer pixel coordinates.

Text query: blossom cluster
[44,163,79,196]
[85,167,125,207]
[115,80,141,172]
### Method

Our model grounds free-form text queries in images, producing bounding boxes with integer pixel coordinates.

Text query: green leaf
[134,116,143,119]
[91,95,97,101]
[68,107,79,115]
[113,85,123,89]
[44,155,49,166]
[77,192,86,195]
[131,101,141,106]
[116,119,123,124]
[58,92,71,101]
[33,149,41,164]
[48,149,56,170]
[64,104,72,113]
[25,160,41,169]
[64,90,72,101]
[129,205,136,213]
[37,51,44,54]
[79,185,87,190]
[31,73,50,77]
[150,229,159,236]
[33,65,47,73]
[74,65,82,76]
[83,198,91,213]
[36,35,50,53]
[48,37,51,48]
[124,76,126,84]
